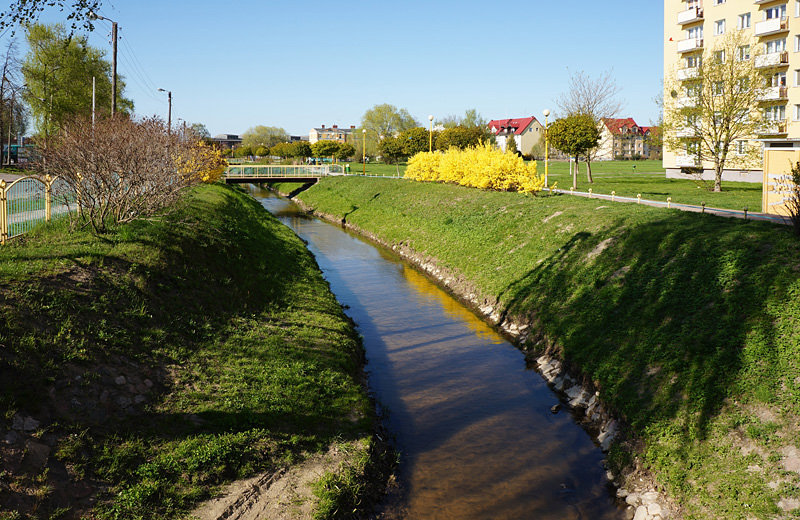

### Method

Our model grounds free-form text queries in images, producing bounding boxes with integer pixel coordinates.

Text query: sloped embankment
[289,176,800,520]
[0,183,389,519]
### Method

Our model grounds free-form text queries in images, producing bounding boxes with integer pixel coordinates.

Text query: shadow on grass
[499,212,793,443]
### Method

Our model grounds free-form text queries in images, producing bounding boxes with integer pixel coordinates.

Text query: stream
[255,188,625,519]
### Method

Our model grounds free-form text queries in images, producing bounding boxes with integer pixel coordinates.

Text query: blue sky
[24,0,664,137]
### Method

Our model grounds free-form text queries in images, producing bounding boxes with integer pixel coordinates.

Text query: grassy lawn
[294,176,800,520]
[0,184,386,519]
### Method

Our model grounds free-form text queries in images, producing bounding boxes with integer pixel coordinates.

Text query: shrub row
[404,144,544,193]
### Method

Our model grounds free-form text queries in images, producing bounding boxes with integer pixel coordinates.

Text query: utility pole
[88,11,118,116]
[158,88,172,134]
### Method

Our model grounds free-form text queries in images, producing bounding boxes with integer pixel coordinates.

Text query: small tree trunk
[572,157,578,189]
[586,158,594,183]
[714,160,723,192]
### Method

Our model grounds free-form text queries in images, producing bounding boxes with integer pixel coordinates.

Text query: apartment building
[309,125,356,144]
[664,0,800,182]
[487,117,544,155]
[596,118,658,160]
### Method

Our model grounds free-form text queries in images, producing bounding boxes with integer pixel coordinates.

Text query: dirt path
[191,445,349,520]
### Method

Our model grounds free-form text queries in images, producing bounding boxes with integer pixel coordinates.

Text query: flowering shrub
[405,144,544,193]
[176,141,227,183]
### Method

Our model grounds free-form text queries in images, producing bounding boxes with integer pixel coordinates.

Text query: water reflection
[255,189,624,520]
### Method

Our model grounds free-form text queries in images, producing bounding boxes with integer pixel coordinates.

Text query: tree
[505,133,518,154]
[254,146,269,157]
[269,142,294,159]
[187,122,210,139]
[664,31,765,192]
[22,23,133,138]
[335,142,355,161]
[241,125,289,149]
[360,103,417,141]
[292,141,312,159]
[436,126,485,151]
[399,126,435,156]
[556,70,622,182]
[311,140,340,160]
[0,0,101,33]
[378,136,406,175]
[547,114,600,190]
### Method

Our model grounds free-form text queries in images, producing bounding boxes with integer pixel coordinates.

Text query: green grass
[0,184,386,519]
[294,176,800,519]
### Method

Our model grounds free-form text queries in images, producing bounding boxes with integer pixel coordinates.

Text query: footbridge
[224,164,346,184]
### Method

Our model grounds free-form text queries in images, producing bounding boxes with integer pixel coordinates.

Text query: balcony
[757,85,789,101]
[677,38,704,53]
[754,17,789,37]
[759,121,788,135]
[755,51,789,68]
[677,7,703,25]
[755,0,784,3]
[675,155,701,167]
[676,96,698,108]
[676,127,700,138]
[677,67,700,80]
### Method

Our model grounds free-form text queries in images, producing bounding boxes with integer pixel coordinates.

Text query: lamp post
[542,109,550,189]
[158,88,172,134]
[88,11,117,117]
[362,128,367,175]
[428,114,434,152]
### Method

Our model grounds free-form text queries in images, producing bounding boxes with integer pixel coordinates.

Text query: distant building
[596,118,650,160]
[210,134,242,150]
[487,117,544,155]
[309,125,356,144]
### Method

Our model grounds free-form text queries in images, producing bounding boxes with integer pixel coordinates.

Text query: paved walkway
[549,188,791,226]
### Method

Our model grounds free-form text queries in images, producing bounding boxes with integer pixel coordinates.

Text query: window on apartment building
[795,104,800,120]
[796,34,800,51]
[765,37,787,54]
[688,26,703,40]
[737,45,751,60]
[770,71,788,87]
[713,81,725,96]
[714,0,725,4]
[735,140,747,155]
[715,19,726,35]
[686,141,699,155]
[764,4,787,20]
[738,13,751,29]
[795,69,800,86]
[765,104,786,121]
[737,77,751,92]
[714,50,726,63]
[686,54,702,68]
[796,0,800,17]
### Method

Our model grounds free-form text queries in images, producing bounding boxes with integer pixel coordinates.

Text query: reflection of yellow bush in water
[175,141,227,183]
[405,144,544,193]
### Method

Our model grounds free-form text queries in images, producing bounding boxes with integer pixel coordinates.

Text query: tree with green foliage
[233,145,253,158]
[436,126,484,151]
[254,146,269,157]
[547,113,600,189]
[269,142,293,159]
[505,134,518,154]
[360,103,417,145]
[241,125,289,150]
[22,23,132,138]
[378,136,406,175]
[292,141,312,159]
[187,122,210,139]
[335,142,355,161]
[399,126,435,156]
[311,140,340,160]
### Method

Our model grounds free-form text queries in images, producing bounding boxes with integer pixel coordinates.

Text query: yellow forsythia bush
[405,144,544,193]
[175,141,227,183]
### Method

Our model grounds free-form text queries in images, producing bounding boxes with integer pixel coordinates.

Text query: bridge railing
[224,164,345,178]
[0,175,77,244]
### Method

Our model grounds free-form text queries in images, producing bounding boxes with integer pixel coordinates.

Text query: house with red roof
[487,116,544,155]
[597,118,660,160]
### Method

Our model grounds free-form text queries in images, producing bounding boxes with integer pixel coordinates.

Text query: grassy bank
[292,176,800,519]
[0,183,387,519]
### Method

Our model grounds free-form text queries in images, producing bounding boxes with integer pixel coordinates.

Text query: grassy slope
[0,183,382,519]
[292,176,800,519]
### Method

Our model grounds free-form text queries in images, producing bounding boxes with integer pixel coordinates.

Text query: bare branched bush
[37,116,207,233]
[785,162,800,235]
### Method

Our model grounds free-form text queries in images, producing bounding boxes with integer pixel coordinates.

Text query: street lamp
[428,114,434,152]
[158,88,172,134]
[542,109,550,189]
[88,10,118,117]
[362,128,367,175]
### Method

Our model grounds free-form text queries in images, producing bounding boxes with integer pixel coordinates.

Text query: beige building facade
[664,0,800,182]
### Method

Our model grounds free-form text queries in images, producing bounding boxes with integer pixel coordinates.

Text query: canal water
[255,189,624,520]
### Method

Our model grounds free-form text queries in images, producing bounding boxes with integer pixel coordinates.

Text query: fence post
[45,175,52,222]
[0,180,6,245]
